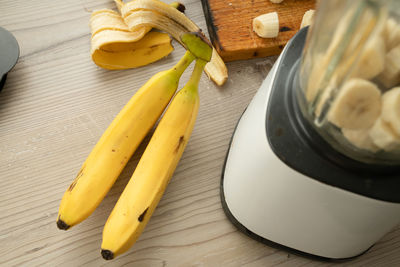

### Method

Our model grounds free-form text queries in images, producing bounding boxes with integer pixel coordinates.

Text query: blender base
[220,165,372,261]
[220,109,372,261]
[221,28,400,260]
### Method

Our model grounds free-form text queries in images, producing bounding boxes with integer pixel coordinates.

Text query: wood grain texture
[201,0,315,61]
[0,0,399,266]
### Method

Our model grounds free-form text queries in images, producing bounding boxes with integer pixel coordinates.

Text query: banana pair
[57,33,213,260]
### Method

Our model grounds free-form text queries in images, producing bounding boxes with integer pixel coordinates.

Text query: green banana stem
[186,59,207,88]
[173,51,195,76]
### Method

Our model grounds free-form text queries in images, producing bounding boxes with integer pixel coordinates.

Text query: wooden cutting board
[201,0,316,62]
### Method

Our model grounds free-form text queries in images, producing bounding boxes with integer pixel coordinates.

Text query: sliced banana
[351,36,385,80]
[327,78,382,130]
[381,18,400,51]
[377,45,400,88]
[342,128,379,152]
[381,87,400,135]
[369,117,400,151]
[300,10,315,29]
[253,12,279,38]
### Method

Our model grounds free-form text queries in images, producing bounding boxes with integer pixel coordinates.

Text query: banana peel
[120,0,227,86]
[90,0,228,86]
[90,9,172,70]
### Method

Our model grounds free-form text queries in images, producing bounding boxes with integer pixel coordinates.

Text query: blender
[0,27,19,92]
[221,0,400,259]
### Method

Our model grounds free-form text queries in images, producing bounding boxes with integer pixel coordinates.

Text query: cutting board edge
[200,0,224,52]
[219,46,285,62]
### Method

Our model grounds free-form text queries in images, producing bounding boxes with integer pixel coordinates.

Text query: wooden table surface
[1,0,399,266]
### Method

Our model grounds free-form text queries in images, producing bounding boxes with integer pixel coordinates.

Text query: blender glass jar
[297,0,400,165]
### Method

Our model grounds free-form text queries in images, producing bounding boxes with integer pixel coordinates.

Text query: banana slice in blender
[327,78,381,130]
[381,87,400,135]
[369,117,400,151]
[342,128,379,152]
[381,18,400,51]
[351,36,385,80]
[377,45,400,88]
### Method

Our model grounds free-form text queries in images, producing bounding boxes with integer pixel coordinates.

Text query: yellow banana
[57,51,195,230]
[101,59,206,260]
[101,33,212,260]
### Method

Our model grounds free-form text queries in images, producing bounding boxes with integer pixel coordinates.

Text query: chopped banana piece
[270,0,284,3]
[381,87,400,135]
[351,36,385,80]
[342,128,379,152]
[327,79,381,130]
[300,10,315,29]
[253,12,279,38]
[377,45,400,88]
[382,18,400,51]
[369,117,400,151]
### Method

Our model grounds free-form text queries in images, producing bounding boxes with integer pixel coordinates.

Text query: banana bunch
[57,32,212,260]
[101,34,211,260]
[303,5,400,153]
[57,49,195,230]
[90,0,227,86]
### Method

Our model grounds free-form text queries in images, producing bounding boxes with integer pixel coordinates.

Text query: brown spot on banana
[170,2,186,13]
[175,136,185,153]
[67,180,77,192]
[149,44,162,49]
[120,156,128,165]
[138,208,149,222]
[67,165,85,192]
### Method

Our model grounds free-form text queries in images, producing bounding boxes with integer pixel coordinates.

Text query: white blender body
[222,1,400,260]
[222,43,400,259]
